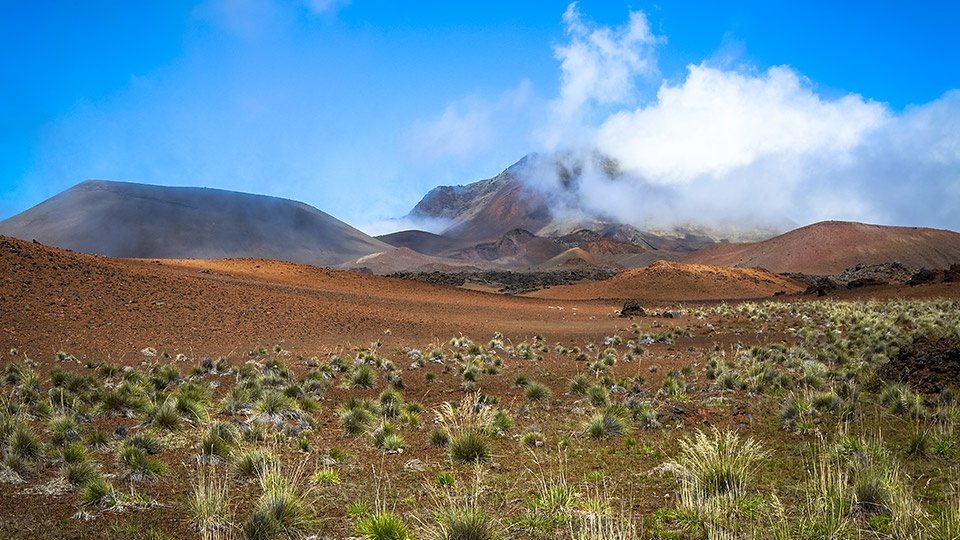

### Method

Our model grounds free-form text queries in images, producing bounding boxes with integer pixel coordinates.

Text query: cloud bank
[518,4,960,232]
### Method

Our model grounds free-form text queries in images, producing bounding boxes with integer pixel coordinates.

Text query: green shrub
[356,511,411,540]
[347,364,377,389]
[48,414,81,446]
[63,460,100,487]
[525,382,552,402]
[450,431,491,464]
[119,444,167,481]
[584,410,628,439]
[676,428,766,499]
[339,404,378,437]
[429,507,500,540]
[431,430,451,448]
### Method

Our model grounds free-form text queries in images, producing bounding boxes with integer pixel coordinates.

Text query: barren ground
[2,236,959,539]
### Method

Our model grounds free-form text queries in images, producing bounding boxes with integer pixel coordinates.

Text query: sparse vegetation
[2,290,960,538]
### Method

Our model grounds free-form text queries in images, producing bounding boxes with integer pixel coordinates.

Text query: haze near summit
[2,1,958,234]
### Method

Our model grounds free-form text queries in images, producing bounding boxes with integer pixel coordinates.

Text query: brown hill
[0,180,392,267]
[683,221,960,275]
[0,235,626,360]
[526,260,807,301]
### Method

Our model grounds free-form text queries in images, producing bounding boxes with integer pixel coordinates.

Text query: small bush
[525,382,552,402]
[430,507,500,540]
[356,511,411,540]
[676,427,767,499]
[312,468,341,485]
[450,431,491,464]
[584,410,628,439]
[339,405,377,437]
[63,460,100,487]
[431,430,451,448]
[80,476,117,506]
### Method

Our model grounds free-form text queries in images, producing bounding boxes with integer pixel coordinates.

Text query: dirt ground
[2,235,959,539]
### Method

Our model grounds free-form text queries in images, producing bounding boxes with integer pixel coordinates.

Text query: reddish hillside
[0,236,623,361]
[683,221,960,275]
[527,260,806,301]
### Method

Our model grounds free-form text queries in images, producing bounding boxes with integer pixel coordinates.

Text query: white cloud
[406,81,535,164]
[538,3,662,151]
[596,64,889,184]
[516,6,960,232]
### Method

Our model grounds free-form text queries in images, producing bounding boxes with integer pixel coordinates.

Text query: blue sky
[3,1,960,233]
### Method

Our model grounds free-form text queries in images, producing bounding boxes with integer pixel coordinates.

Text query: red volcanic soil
[2,235,960,539]
[0,236,626,361]
[525,260,807,301]
[683,221,960,275]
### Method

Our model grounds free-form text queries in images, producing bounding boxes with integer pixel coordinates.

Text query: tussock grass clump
[449,431,491,465]
[429,507,500,540]
[60,440,89,463]
[186,460,233,538]
[371,422,405,453]
[525,381,552,402]
[586,385,610,408]
[522,428,546,448]
[583,409,629,440]
[233,448,274,479]
[436,394,497,465]
[311,467,340,485]
[149,398,183,431]
[200,421,240,463]
[244,461,318,540]
[62,459,100,487]
[7,421,43,461]
[676,427,767,499]
[118,443,167,481]
[80,476,118,507]
[98,381,151,417]
[150,363,181,390]
[346,364,377,389]
[568,374,593,396]
[338,398,381,437]
[355,511,411,540]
